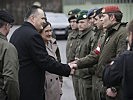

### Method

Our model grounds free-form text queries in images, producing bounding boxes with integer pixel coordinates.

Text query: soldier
[73,8,105,100]
[66,8,81,63]
[90,8,106,100]
[95,5,127,100]
[66,8,81,100]
[74,10,94,100]
[0,10,19,100]
[87,8,98,27]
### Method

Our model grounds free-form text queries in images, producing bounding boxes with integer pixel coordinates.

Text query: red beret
[102,6,121,14]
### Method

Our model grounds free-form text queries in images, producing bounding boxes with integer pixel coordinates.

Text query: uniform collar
[111,23,121,31]
[78,27,92,38]
[0,32,7,40]
[71,30,79,38]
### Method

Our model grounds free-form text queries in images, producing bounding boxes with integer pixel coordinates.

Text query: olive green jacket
[66,29,79,63]
[75,27,94,78]
[96,23,128,77]
[0,33,19,100]
[77,30,105,69]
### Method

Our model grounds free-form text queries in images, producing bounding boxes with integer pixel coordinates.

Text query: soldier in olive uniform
[66,8,81,63]
[66,8,81,100]
[74,10,94,100]
[98,6,127,100]
[90,8,106,100]
[76,8,105,100]
[0,10,19,100]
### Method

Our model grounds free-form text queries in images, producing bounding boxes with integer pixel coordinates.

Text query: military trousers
[72,75,80,100]
[92,75,106,100]
[0,88,7,100]
[72,75,92,100]
[78,77,92,100]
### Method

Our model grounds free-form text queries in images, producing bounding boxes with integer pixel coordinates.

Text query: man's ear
[110,14,115,21]
[29,15,35,23]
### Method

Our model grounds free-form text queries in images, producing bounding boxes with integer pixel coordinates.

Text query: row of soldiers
[66,5,127,100]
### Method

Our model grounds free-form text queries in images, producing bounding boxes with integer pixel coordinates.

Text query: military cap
[68,8,81,22]
[87,8,98,18]
[101,5,121,14]
[77,10,88,22]
[68,8,81,16]
[94,8,103,17]
[0,10,14,23]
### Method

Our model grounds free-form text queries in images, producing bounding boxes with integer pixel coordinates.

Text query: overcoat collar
[23,22,37,31]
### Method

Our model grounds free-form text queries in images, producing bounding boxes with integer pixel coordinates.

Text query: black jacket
[103,50,133,100]
[10,22,71,100]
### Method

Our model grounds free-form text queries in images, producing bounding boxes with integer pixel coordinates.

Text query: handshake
[68,58,79,75]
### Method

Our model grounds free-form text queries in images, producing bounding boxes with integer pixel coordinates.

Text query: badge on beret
[83,15,87,18]
[69,11,72,15]
[78,13,80,17]
[75,15,78,18]
[101,9,105,13]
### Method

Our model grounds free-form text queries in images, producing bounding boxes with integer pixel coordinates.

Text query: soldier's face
[69,19,78,30]
[100,14,112,29]
[78,19,89,31]
[94,15,103,29]
[89,17,96,26]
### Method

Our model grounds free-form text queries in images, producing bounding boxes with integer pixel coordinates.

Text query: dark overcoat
[10,22,70,100]
[103,50,133,100]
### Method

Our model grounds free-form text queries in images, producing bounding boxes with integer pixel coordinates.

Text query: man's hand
[68,63,77,75]
[70,60,78,64]
[106,88,117,98]
[70,57,79,64]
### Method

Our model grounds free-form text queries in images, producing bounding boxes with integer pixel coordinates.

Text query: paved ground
[8,26,76,100]
[57,41,76,100]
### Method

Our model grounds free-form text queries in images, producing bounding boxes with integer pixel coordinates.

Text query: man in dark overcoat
[10,5,76,100]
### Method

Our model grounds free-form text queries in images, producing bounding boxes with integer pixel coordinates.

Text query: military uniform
[66,8,81,100]
[0,33,19,100]
[95,23,127,100]
[66,30,79,63]
[76,29,105,100]
[76,30,105,69]
[75,27,94,100]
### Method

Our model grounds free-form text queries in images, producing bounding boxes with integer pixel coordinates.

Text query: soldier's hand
[70,60,78,64]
